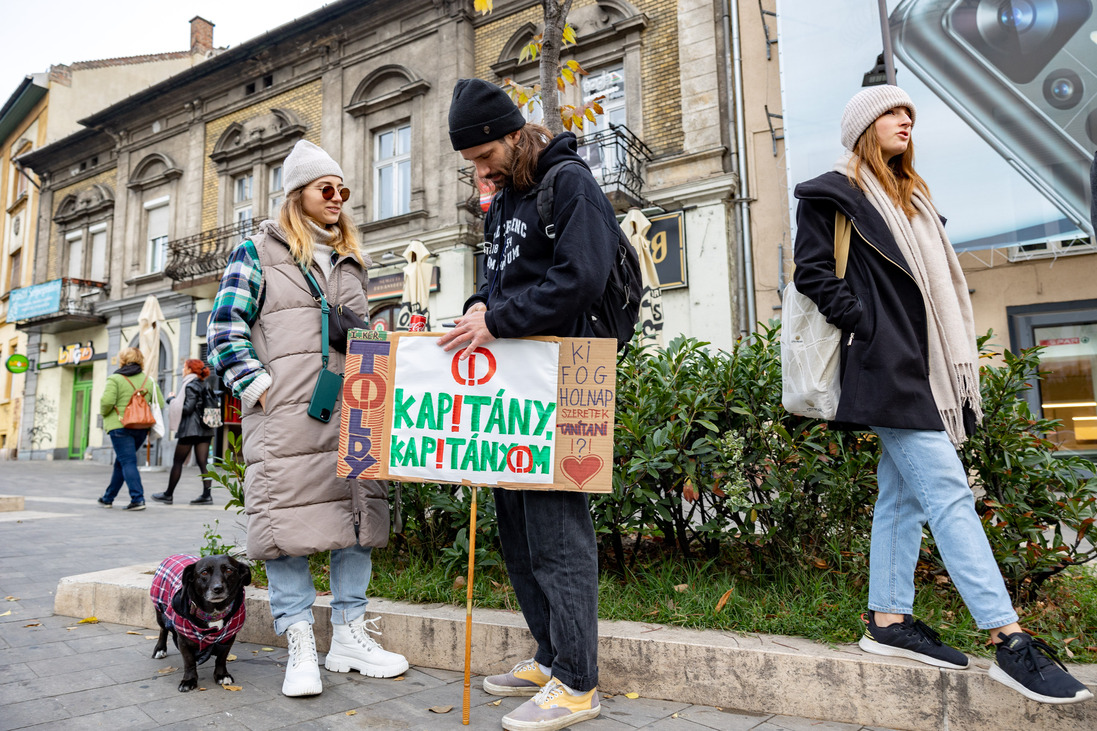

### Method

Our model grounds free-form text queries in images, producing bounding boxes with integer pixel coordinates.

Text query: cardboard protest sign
[337,331,615,493]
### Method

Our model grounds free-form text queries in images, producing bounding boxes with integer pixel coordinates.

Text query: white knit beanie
[282,140,344,194]
[841,85,917,151]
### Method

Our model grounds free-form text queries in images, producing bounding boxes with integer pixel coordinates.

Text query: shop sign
[5,354,29,374]
[7,279,63,322]
[647,211,687,290]
[59,341,95,366]
[367,266,440,302]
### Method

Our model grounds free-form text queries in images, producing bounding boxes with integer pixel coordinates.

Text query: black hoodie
[465,133,618,338]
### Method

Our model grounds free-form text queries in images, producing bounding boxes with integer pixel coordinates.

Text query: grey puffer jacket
[241,224,389,560]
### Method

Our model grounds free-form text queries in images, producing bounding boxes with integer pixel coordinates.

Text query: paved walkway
[0,460,897,730]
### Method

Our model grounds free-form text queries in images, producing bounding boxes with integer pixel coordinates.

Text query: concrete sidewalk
[0,460,1092,729]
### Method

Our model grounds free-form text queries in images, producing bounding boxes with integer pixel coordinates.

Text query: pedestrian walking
[792,85,1092,705]
[438,78,619,730]
[98,346,165,511]
[207,139,408,698]
[152,358,216,505]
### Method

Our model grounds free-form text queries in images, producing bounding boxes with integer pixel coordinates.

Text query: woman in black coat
[793,85,1091,705]
[152,359,216,505]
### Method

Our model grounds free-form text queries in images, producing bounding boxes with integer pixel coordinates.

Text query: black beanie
[448,78,527,151]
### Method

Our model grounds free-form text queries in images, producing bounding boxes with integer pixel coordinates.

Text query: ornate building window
[53,183,114,283]
[373,124,411,220]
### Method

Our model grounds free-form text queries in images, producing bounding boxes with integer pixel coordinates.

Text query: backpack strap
[534,160,586,240]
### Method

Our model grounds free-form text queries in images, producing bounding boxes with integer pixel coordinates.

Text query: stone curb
[55,565,1096,731]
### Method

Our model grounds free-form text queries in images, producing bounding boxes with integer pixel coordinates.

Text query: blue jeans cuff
[273,608,315,636]
[330,603,369,626]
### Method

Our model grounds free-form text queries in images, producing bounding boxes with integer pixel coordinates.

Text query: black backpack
[532,161,642,352]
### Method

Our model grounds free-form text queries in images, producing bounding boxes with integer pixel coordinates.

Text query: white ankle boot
[282,620,323,696]
[324,615,409,678]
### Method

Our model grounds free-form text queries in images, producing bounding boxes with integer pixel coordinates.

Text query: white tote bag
[150,385,166,440]
[781,212,851,420]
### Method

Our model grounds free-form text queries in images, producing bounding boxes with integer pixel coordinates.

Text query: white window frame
[234,173,254,225]
[88,223,108,282]
[268,165,283,218]
[65,230,84,279]
[373,124,411,221]
[144,196,171,273]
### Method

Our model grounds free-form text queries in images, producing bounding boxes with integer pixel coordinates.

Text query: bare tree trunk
[539,0,572,137]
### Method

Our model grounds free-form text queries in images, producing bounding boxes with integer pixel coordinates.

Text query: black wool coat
[792,171,944,432]
[175,379,215,440]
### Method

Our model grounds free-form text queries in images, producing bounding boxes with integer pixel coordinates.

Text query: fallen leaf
[714,588,733,613]
[625,692,639,699]
[453,576,467,590]
[5,596,17,601]
[25,623,41,627]
[66,627,77,631]
[261,647,274,652]
[0,610,11,617]
[346,710,358,716]
[78,617,99,624]
[392,675,406,682]
[198,687,207,691]
[227,654,237,662]
[144,636,158,640]
[488,700,502,706]
[126,631,142,635]
[223,685,243,691]
[671,713,679,718]
[673,584,689,593]
[428,705,453,714]
[158,666,177,674]
[811,557,828,570]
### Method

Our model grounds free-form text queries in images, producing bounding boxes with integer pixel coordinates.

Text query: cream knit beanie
[282,140,344,194]
[841,85,916,151]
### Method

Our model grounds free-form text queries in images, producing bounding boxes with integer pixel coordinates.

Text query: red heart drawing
[561,455,604,490]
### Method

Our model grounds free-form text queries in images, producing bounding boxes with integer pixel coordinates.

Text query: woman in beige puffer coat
[207,140,407,698]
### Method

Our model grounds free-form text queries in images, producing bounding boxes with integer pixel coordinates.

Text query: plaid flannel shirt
[207,239,264,399]
[150,554,246,651]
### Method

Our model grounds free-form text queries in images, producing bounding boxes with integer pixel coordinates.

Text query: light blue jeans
[868,426,1019,630]
[265,544,373,635]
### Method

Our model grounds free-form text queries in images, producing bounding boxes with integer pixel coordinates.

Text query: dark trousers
[103,428,149,504]
[493,488,599,691]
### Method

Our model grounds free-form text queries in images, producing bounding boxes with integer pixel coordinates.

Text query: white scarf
[169,373,197,433]
[836,152,982,445]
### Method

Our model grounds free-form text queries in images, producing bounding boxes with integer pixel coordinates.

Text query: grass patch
[247,550,1097,662]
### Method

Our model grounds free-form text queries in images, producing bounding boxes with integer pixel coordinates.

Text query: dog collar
[192,600,235,628]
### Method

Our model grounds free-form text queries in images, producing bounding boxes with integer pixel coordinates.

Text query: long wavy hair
[277,187,365,267]
[847,113,930,219]
[508,122,553,192]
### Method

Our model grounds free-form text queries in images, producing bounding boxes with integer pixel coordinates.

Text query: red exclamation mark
[451,395,463,432]
[436,438,445,470]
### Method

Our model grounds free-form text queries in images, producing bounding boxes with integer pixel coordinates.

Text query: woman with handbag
[98,346,166,511]
[207,140,407,698]
[792,85,1091,705]
[152,359,217,505]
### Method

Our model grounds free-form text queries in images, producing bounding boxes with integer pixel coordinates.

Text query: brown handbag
[116,374,156,429]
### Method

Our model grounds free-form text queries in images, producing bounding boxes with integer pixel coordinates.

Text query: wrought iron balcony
[575,123,653,209]
[11,278,109,333]
[460,123,652,217]
[165,219,260,285]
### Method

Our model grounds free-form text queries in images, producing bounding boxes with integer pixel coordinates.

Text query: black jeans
[493,488,599,691]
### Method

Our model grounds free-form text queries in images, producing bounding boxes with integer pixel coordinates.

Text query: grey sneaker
[484,659,551,697]
[501,678,600,731]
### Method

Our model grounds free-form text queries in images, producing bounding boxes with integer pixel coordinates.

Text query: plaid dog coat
[150,554,246,661]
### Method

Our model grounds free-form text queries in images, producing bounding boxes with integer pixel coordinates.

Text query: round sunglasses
[316,184,351,201]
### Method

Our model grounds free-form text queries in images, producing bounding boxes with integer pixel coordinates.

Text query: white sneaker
[282,620,323,697]
[325,615,409,678]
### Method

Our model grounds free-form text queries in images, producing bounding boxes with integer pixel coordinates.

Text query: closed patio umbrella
[620,208,665,347]
[399,240,432,330]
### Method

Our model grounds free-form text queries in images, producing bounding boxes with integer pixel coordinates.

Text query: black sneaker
[857,613,969,669]
[151,493,173,504]
[990,632,1094,704]
[189,495,213,505]
[97,497,112,508]
[122,501,146,511]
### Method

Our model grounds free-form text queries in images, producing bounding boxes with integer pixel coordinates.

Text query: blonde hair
[847,113,931,219]
[277,188,365,268]
[118,347,144,368]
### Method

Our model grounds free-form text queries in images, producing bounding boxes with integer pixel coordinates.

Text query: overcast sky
[0,1,336,104]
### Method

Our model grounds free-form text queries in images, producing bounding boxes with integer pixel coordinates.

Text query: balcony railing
[13,278,109,333]
[575,123,653,208]
[461,123,653,217]
[165,219,260,282]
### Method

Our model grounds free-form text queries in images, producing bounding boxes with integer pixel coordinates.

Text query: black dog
[150,554,251,692]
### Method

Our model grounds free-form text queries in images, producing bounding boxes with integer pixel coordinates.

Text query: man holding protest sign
[438,78,619,731]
